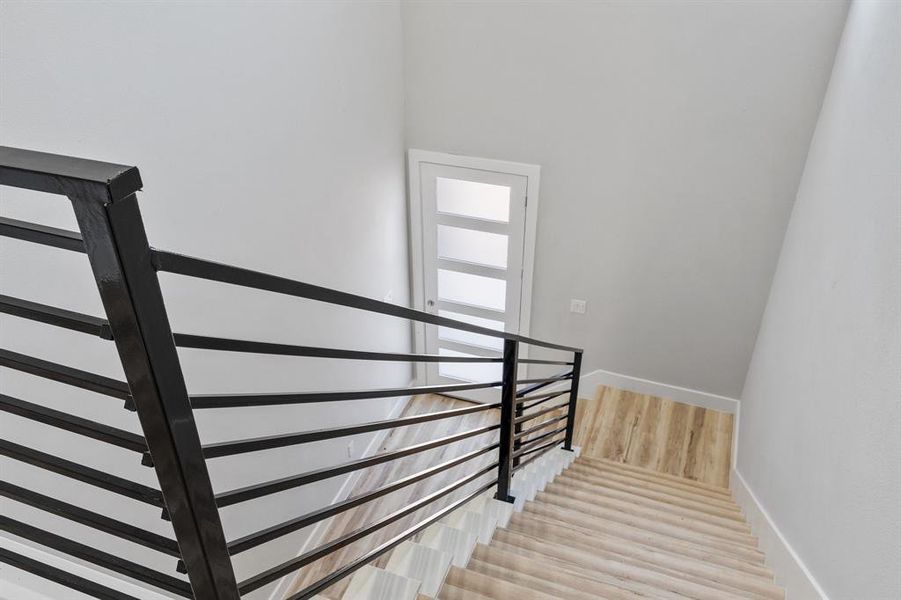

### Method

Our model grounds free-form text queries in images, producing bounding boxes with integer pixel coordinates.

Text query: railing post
[563,350,583,451]
[512,396,524,469]
[495,339,519,503]
[68,186,240,600]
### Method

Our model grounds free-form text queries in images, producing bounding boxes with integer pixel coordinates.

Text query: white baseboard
[731,468,829,600]
[573,368,740,414]
[267,388,413,600]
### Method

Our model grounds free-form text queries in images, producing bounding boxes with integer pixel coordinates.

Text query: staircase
[331,449,784,600]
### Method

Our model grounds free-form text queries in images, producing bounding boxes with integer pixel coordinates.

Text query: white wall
[736,1,901,598]
[403,0,849,398]
[0,1,407,596]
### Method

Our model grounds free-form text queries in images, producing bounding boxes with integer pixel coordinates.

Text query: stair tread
[444,565,559,600]
[532,491,762,551]
[576,455,733,495]
[502,516,782,597]
[437,582,493,600]
[541,483,758,542]
[467,556,619,600]
[564,463,743,511]
[553,473,750,528]
[568,461,738,507]
[487,527,760,600]
[486,538,688,600]
[508,508,773,577]
[472,543,647,599]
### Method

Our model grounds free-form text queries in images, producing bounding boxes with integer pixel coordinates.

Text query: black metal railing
[0,146,583,600]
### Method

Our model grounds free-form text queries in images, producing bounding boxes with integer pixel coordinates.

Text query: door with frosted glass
[419,162,528,402]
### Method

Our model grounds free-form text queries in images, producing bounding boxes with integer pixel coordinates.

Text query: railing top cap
[0,146,142,202]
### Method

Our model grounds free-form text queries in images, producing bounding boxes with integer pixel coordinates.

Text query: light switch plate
[570,299,587,314]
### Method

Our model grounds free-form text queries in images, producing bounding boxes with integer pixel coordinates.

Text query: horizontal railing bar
[513,414,569,440]
[0,295,112,339]
[515,368,573,397]
[518,358,575,366]
[0,394,146,453]
[0,547,140,600]
[172,333,503,364]
[513,439,563,472]
[152,249,581,353]
[227,442,500,555]
[204,402,500,459]
[516,374,572,388]
[0,440,164,507]
[286,479,497,600]
[513,426,567,457]
[521,393,569,412]
[0,217,86,253]
[190,380,503,410]
[515,389,568,406]
[517,436,565,461]
[0,481,179,557]
[215,423,500,507]
[514,402,567,425]
[238,464,499,594]
[0,517,191,597]
[0,349,131,402]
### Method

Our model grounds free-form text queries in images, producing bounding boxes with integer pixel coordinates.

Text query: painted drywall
[737,1,901,598]
[402,0,849,398]
[0,1,407,596]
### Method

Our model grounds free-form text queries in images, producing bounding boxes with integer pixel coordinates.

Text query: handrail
[0,146,583,600]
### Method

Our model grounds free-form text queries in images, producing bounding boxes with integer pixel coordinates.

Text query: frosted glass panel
[438,310,505,351]
[438,348,503,382]
[436,177,510,222]
[437,225,508,269]
[438,269,506,311]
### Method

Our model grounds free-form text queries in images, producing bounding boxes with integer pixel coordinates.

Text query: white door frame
[407,149,541,387]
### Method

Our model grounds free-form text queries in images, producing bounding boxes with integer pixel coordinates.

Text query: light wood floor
[572,385,734,488]
[283,386,734,597]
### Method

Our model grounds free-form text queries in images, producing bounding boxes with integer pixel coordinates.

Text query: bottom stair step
[470,543,644,600]
[443,565,558,600]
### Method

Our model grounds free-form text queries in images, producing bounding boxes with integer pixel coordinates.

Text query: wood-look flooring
[572,385,734,488]
[283,385,734,598]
